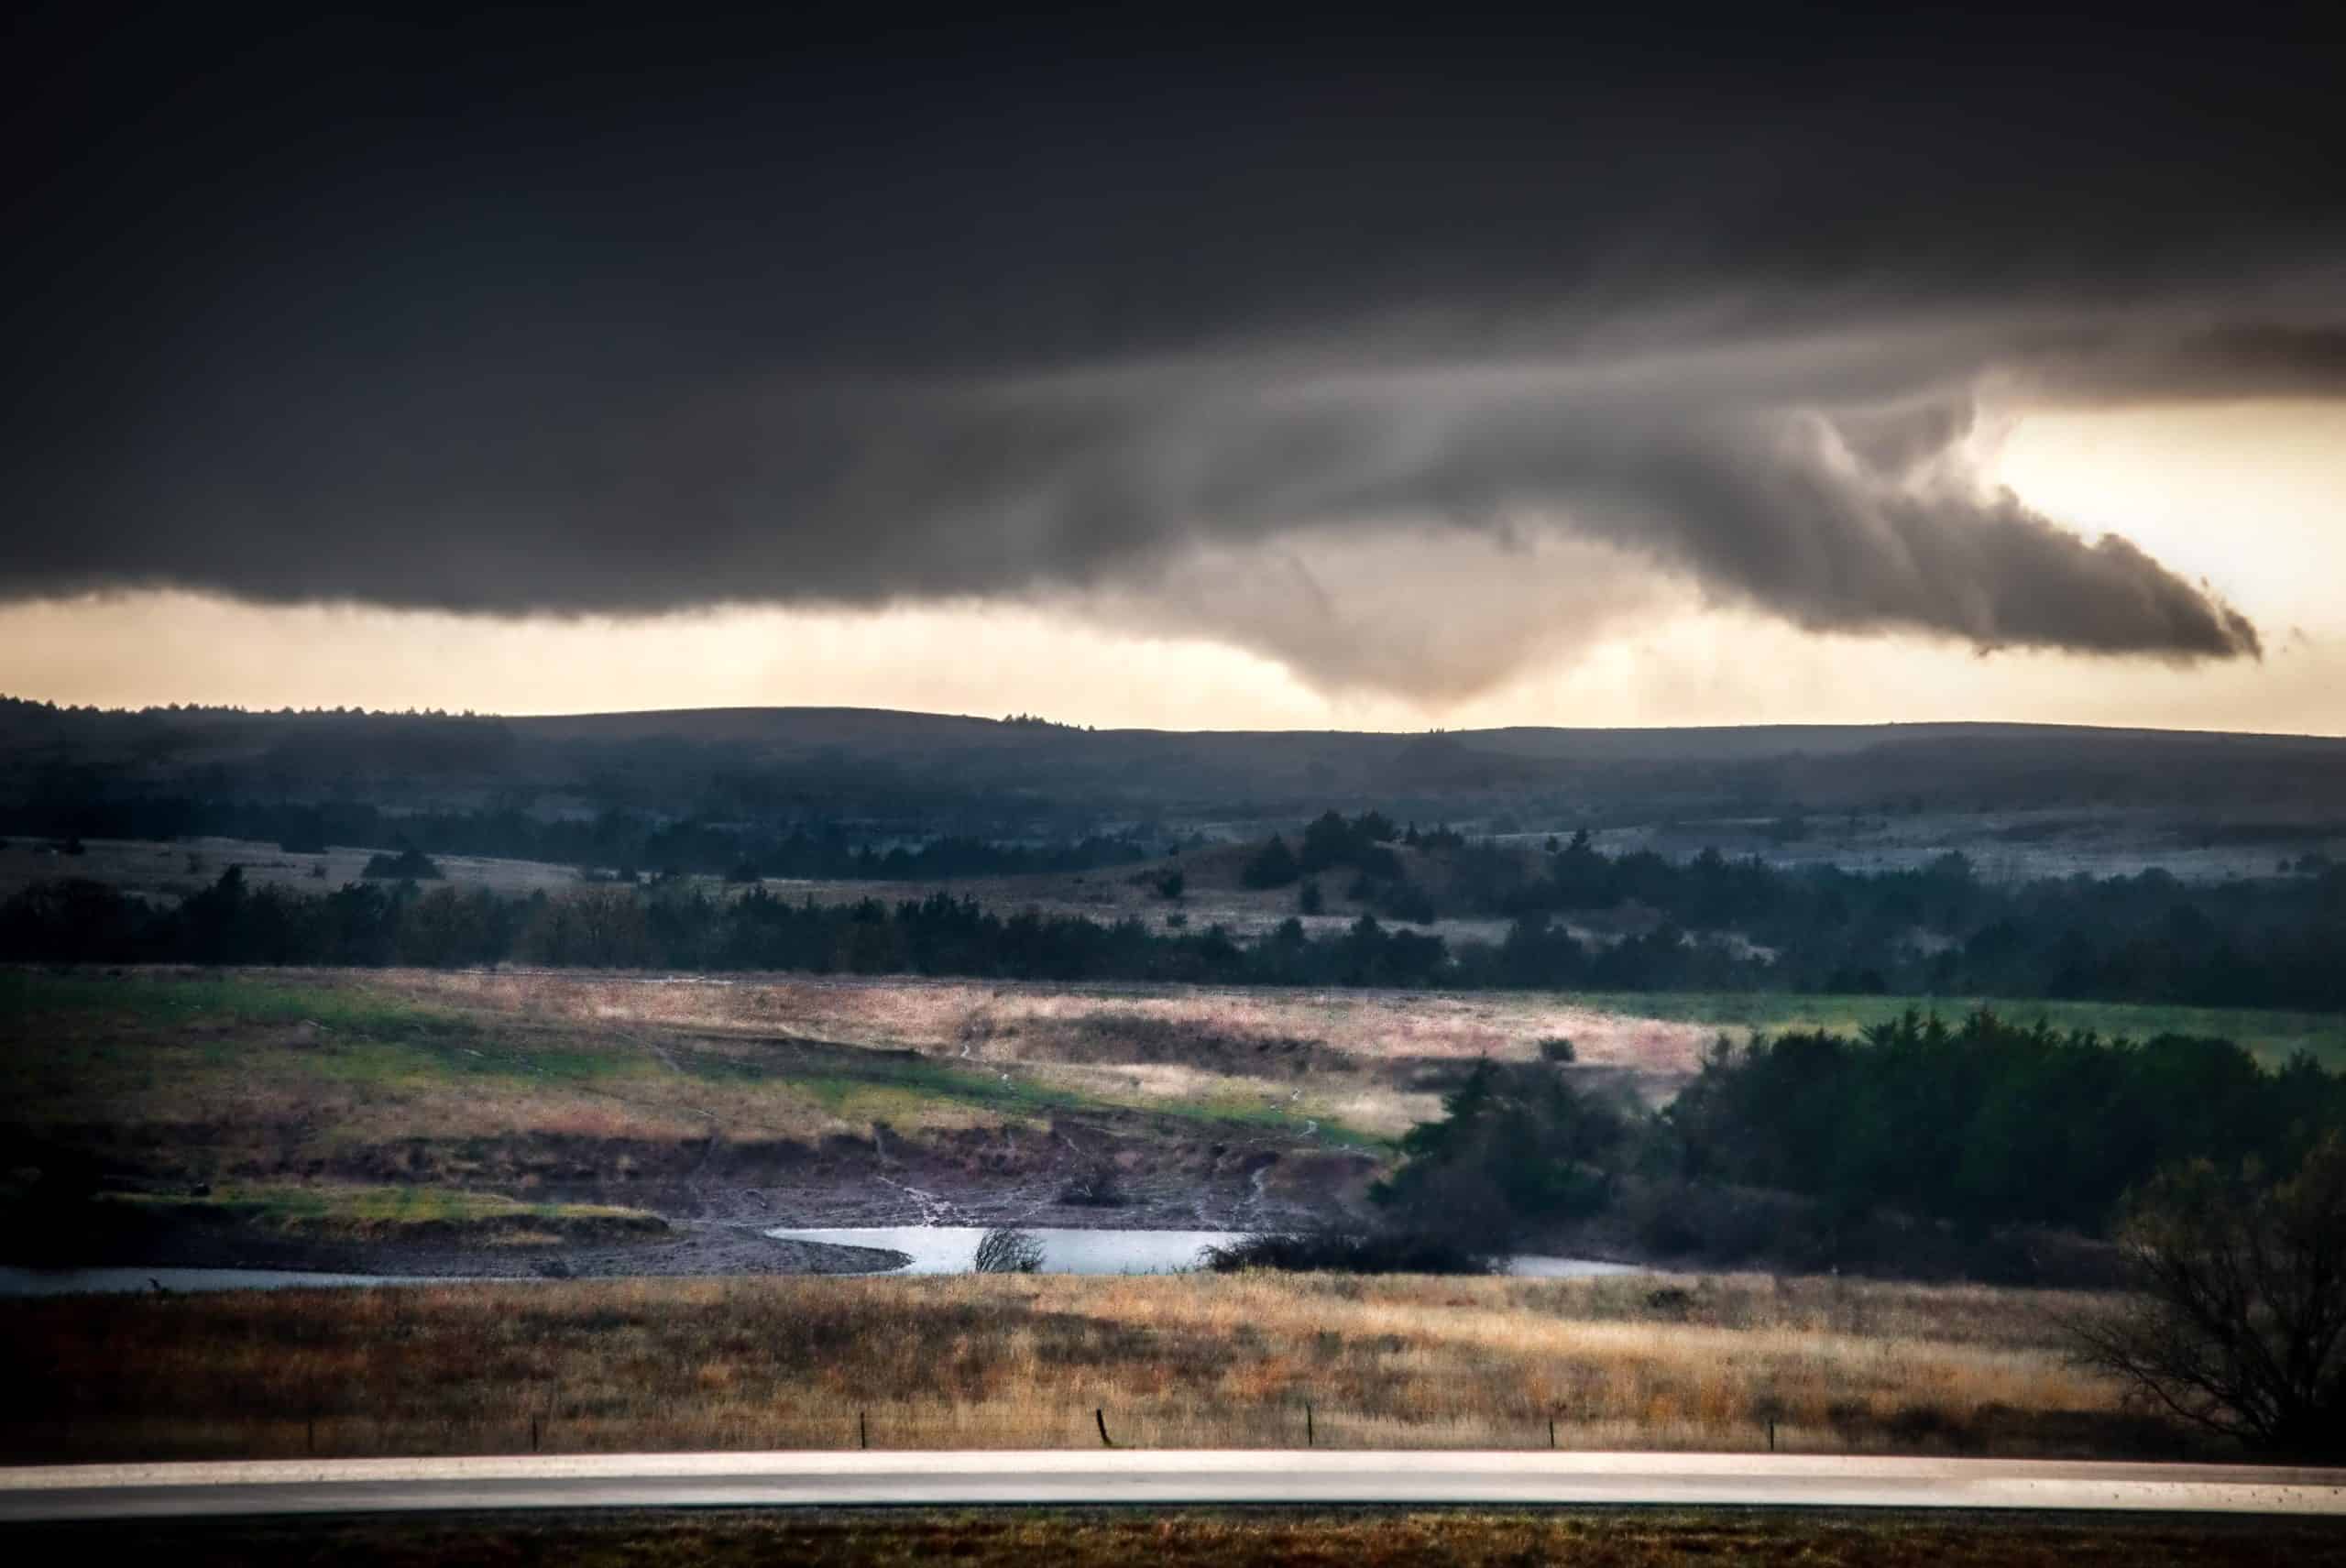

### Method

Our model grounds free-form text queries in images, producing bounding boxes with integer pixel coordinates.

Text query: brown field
[0,1270,2183,1465]
[35,1509,2345,1568]
[397,965,1716,1125]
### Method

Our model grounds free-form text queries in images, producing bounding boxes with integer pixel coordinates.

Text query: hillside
[10,698,2346,828]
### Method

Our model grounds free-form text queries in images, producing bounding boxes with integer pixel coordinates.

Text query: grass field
[6,968,2333,1205]
[0,969,1372,1195]
[27,1509,2346,1568]
[0,1270,2178,1464]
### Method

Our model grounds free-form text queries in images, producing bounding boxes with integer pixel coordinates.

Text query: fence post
[1305,1401,1314,1448]
[1548,1418,1555,1450]
[1096,1408,1113,1447]
[860,1410,868,1450]
[1768,1420,1776,1453]
[531,1416,540,1453]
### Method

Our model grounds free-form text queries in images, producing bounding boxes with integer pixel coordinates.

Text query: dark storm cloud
[2016,323,2346,405]
[4,6,2338,691]
[2,338,2267,663]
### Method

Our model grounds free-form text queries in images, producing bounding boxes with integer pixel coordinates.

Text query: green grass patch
[787,1050,1142,1126]
[1154,1090,1388,1148]
[1,969,465,1038]
[0,970,1387,1149]
[301,1033,636,1091]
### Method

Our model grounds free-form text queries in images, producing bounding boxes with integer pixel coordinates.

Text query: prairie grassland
[46,1510,2346,1568]
[2,969,1350,1188]
[0,1270,2176,1464]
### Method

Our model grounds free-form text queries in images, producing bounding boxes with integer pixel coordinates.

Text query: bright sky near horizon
[6,400,2340,736]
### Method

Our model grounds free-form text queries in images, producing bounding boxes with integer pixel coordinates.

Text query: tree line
[7,850,2346,1010]
[1236,812,2346,1009]
[10,792,2341,1007]
[1369,1008,2345,1255]
[1,795,1148,882]
[1662,1012,2345,1235]
[0,872,1459,983]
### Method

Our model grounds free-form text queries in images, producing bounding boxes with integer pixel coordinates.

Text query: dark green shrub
[1200,1229,1496,1275]
[360,845,443,880]
[1240,836,1300,889]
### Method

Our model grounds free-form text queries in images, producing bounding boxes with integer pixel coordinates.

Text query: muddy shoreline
[1,1167,1359,1284]
[12,1213,908,1281]
[9,1091,1384,1283]
[5,1168,2117,1288]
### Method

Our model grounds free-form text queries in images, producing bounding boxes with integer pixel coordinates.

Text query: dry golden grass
[0,1270,2176,1464]
[412,968,1713,1075]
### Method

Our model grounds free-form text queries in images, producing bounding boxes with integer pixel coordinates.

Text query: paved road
[5,1451,2345,1521]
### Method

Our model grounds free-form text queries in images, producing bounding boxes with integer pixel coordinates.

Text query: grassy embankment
[0,1270,2177,1464]
[0,969,1373,1199]
[32,1510,2345,1568]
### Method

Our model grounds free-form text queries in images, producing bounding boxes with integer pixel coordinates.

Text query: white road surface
[4,1450,2344,1521]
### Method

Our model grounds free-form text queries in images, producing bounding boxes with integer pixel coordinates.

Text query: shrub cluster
[1199,1230,1496,1275]
[1664,1011,2346,1234]
[1367,1010,2346,1248]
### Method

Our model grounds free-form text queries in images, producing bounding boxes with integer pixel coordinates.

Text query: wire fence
[4,1397,2193,1466]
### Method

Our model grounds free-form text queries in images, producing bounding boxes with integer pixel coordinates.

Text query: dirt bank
[3,1196,909,1280]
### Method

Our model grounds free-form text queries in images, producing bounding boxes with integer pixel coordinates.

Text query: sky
[5,6,2343,732]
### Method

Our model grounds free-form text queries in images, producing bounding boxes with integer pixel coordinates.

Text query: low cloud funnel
[0,328,2268,696]
[10,8,2336,696]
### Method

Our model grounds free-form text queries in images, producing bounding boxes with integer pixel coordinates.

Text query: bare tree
[2067,1135,2346,1458]
[973,1226,1044,1274]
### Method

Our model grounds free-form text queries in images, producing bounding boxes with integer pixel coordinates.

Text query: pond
[762,1225,1648,1279]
